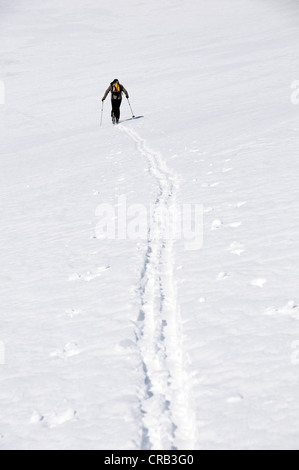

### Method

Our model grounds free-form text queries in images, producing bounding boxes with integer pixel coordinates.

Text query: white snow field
[1,0,299,450]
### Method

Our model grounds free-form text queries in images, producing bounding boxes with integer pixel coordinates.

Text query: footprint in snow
[228,241,244,256]
[236,201,247,208]
[211,219,223,230]
[65,308,82,318]
[211,220,242,230]
[30,409,77,429]
[265,300,299,319]
[201,182,220,188]
[217,272,229,281]
[227,394,244,403]
[251,278,267,288]
[228,221,242,228]
[50,343,81,360]
[69,265,111,282]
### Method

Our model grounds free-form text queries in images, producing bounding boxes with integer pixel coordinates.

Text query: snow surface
[1,0,299,450]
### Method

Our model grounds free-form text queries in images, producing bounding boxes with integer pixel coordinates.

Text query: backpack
[112,82,121,94]
[111,80,122,99]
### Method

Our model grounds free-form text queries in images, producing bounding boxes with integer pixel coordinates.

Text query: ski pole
[127,98,135,119]
[100,100,104,127]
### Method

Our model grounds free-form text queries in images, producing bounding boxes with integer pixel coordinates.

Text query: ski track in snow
[118,125,196,450]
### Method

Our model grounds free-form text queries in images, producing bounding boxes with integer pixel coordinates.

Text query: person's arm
[122,85,129,99]
[102,85,111,101]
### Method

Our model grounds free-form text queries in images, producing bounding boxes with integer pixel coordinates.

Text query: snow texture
[1,0,299,450]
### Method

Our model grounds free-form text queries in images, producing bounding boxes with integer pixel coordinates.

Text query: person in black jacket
[102,79,129,124]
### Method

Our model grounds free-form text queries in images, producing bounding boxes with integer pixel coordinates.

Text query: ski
[118,116,144,124]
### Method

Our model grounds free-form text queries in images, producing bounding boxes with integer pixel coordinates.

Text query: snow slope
[1,0,299,450]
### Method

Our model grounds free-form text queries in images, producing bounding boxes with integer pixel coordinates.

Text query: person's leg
[115,100,121,122]
[111,100,116,117]
[111,99,122,123]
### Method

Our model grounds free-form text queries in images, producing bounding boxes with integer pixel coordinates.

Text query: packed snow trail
[118,125,197,450]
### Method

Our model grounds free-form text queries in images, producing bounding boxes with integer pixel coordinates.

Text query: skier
[102,79,129,124]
